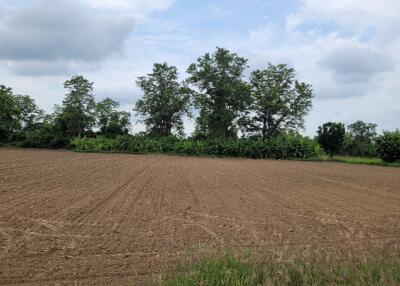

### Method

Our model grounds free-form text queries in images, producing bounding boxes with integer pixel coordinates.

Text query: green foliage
[96,98,131,137]
[161,253,265,286]
[245,64,313,138]
[14,94,44,132]
[316,122,346,157]
[376,130,400,163]
[135,63,191,137]
[0,85,45,142]
[70,133,324,160]
[159,252,400,286]
[344,120,377,157]
[187,47,251,139]
[0,85,20,141]
[59,75,96,138]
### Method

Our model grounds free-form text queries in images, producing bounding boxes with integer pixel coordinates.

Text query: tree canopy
[245,64,313,139]
[135,63,191,137]
[0,85,20,141]
[316,122,346,157]
[345,120,377,156]
[187,47,250,139]
[60,75,96,138]
[96,98,131,137]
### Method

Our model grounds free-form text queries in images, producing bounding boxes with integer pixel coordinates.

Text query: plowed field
[1,149,400,285]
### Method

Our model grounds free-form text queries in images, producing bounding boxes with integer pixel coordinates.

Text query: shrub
[377,131,400,163]
[70,133,324,160]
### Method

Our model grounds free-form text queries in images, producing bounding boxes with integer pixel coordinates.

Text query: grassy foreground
[157,252,400,286]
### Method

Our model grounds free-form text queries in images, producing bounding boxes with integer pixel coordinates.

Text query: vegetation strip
[158,251,400,286]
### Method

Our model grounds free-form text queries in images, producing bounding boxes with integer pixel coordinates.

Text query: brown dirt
[0,148,399,285]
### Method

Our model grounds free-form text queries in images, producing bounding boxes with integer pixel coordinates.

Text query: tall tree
[60,75,96,138]
[346,120,377,156]
[96,98,131,137]
[135,63,191,137]
[0,85,20,141]
[187,47,250,139]
[245,64,313,139]
[316,122,346,157]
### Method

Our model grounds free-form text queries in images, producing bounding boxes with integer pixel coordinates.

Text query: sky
[0,0,399,136]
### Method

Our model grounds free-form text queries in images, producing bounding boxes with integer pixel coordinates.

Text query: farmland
[1,149,400,285]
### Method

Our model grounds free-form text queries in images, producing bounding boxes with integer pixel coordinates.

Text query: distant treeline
[1,47,399,162]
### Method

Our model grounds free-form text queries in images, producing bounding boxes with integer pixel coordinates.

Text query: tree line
[316,121,399,163]
[1,76,131,148]
[1,47,399,162]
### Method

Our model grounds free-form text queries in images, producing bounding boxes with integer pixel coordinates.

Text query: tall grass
[70,134,324,160]
[157,251,400,286]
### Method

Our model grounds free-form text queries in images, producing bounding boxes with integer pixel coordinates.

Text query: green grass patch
[157,251,400,286]
[329,156,400,167]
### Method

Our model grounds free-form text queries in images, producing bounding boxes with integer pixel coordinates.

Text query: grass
[157,251,400,286]
[323,156,400,167]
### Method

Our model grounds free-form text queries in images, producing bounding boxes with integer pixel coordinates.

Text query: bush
[21,129,54,148]
[20,129,70,149]
[70,133,324,160]
[377,131,400,163]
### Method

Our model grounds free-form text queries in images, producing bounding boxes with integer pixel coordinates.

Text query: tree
[316,122,345,157]
[96,98,131,137]
[345,120,377,156]
[245,64,313,139]
[14,95,44,132]
[60,75,96,138]
[135,63,191,137]
[187,47,250,139]
[0,85,20,141]
[376,131,400,163]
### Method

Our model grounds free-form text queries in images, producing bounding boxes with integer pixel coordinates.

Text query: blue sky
[0,0,399,135]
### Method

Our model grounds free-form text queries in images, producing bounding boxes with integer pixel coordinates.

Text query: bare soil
[0,149,399,285]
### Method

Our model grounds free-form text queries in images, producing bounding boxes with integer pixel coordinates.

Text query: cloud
[0,0,134,62]
[85,0,175,15]
[4,60,99,77]
[288,0,400,41]
[320,47,393,83]
[0,0,175,76]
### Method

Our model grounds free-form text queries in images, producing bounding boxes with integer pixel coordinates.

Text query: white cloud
[243,0,400,134]
[289,0,400,40]
[84,0,175,18]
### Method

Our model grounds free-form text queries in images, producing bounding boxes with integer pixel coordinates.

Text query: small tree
[187,47,250,139]
[316,122,345,157]
[96,98,131,137]
[376,131,400,163]
[246,64,313,139]
[60,75,96,138]
[135,63,191,137]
